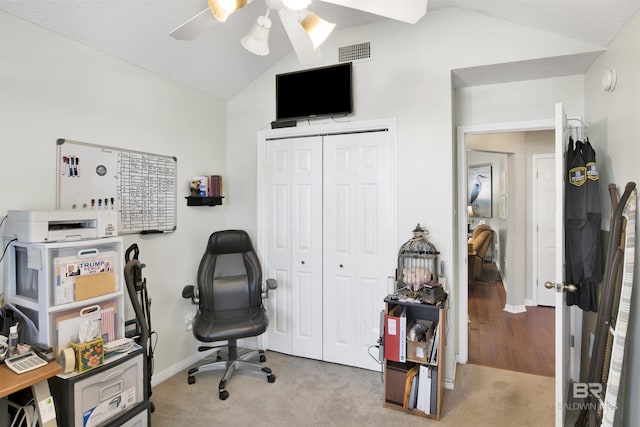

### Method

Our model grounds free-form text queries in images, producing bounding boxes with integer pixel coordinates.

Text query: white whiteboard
[56,139,177,234]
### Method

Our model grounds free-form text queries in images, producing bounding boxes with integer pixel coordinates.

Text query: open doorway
[458,125,556,377]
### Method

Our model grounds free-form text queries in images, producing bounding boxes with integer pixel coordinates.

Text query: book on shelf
[428,323,440,364]
[408,373,419,410]
[207,175,222,197]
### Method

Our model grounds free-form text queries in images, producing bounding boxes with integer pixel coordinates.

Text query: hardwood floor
[468,265,555,377]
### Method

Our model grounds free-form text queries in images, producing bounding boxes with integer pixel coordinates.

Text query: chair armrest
[182,285,199,304]
[262,278,278,299]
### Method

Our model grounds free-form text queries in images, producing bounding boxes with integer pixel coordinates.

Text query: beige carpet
[150,351,554,427]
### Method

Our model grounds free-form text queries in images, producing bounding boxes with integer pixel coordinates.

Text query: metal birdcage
[397,223,440,290]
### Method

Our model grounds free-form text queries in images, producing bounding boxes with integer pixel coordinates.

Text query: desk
[1,361,62,427]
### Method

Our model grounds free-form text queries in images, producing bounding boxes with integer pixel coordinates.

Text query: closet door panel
[322,131,393,371]
[290,138,323,359]
[265,140,293,354]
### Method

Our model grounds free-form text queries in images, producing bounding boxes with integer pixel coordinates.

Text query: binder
[430,367,438,414]
[384,305,406,362]
[408,375,419,410]
[416,364,432,414]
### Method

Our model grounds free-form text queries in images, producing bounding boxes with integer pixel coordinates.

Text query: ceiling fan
[169,0,428,64]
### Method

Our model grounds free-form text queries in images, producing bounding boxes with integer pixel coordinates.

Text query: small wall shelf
[185,196,224,206]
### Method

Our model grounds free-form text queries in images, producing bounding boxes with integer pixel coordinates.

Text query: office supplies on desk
[5,351,48,374]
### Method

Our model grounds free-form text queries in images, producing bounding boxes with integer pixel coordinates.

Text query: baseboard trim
[151,351,209,386]
[503,304,527,314]
[524,298,535,306]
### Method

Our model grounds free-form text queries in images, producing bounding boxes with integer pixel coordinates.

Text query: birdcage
[396,224,440,291]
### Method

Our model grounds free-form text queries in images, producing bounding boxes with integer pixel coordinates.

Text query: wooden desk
[1,361,62,426]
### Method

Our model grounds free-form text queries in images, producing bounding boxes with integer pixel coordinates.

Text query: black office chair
[181,230,277,400]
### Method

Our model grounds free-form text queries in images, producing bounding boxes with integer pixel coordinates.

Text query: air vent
[338,41,372,63]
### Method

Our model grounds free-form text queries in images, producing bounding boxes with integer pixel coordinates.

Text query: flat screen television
[276,62,353,122]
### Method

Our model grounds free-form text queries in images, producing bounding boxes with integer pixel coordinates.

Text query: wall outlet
[185,314,193,331]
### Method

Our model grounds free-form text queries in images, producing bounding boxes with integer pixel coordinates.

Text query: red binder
[384,305,406,362]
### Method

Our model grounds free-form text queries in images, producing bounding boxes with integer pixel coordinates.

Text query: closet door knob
[339,264,344,268]
[301,260,305,265]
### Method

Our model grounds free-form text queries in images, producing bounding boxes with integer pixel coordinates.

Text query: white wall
[0,12,228,378]
[584,10,640,427]
[226,7,603,384]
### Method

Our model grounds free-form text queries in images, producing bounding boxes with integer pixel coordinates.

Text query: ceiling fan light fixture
[282,0,312,10]
[208,0,249,22]
[241,15,272,56]
[301,12,335,49]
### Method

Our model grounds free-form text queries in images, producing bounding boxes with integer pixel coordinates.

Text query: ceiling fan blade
[279,8,322,64]
[321,0,428,24]
[169,8,217,40]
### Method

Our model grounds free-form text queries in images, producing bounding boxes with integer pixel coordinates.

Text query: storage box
[406,340,430,364]
[385,363,408,405]
[70,337,104,373]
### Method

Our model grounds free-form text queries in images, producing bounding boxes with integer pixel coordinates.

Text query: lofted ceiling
[1,0,639,100]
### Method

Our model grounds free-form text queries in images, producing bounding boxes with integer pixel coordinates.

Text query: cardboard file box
[70,337,104,373]
[406,340,430,364]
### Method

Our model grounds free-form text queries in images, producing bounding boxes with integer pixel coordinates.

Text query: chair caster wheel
[216,354,223,361]
[188,375,196,385]
[188,367,198,375]
[219,390,229,400]
[261,367,272,374]
[260,354,266,362]
[267,374,276,383]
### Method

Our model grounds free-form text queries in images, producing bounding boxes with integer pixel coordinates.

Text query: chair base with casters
[187,339,276,400]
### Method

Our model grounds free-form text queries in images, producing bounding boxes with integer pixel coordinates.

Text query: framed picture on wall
[468,164,492,218]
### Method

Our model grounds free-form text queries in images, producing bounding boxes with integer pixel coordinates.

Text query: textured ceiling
[1,0,639,100]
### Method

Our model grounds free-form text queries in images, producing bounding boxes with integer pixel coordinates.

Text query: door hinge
[570,335,575,348]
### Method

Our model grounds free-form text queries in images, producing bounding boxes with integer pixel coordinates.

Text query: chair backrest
[471,224,491,240]
[472,229,493,259]
[197,230,262,313]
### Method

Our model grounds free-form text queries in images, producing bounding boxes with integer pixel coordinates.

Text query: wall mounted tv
[276,62,353,122]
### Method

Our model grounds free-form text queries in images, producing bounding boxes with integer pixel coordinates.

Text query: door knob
[301,260,305,264]
[339,264,343,268]
[544,281,577,292]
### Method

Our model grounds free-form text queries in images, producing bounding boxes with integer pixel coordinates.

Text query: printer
[3,210,118,243]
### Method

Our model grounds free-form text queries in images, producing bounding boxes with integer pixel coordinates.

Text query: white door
[322,130,394,371]
[549,103,571,427]
[535,155,557,307]
[265,136,323,359]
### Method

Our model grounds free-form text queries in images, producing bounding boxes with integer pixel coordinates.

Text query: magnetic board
[56,139,177,234]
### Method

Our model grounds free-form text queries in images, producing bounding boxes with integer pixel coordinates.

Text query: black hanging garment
[565,136,601,311]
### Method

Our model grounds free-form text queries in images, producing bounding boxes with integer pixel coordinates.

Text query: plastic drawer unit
[103,402,151,427]
[49,348,147,427]
[3,236,124,353]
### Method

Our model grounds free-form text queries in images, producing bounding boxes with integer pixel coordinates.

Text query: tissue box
[70,337,104,373]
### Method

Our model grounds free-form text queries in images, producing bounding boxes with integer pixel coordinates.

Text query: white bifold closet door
[264,136,323,360]
[322,131,393,371]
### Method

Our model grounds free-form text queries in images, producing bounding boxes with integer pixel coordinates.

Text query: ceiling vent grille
[338,41,372,63]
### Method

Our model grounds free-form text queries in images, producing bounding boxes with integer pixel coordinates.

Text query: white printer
[3,210,118,243]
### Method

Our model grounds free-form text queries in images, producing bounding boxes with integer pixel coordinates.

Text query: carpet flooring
[150,351,554,427]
